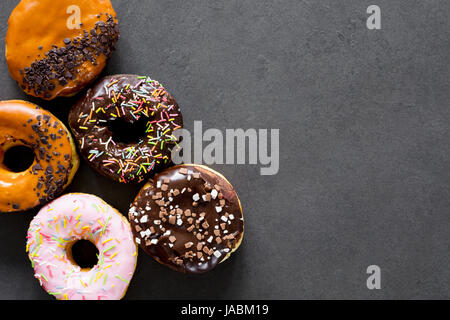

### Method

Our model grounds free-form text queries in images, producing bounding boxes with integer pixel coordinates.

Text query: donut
[129,164,244,274]
[26,193,138,300]
[6,0,119,100]
[68,74,183,184]
[0,100,79,213]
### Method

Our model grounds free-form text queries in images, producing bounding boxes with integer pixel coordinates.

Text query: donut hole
[3,145,35,173]
[68,240,99,270]
[106,117,149,144]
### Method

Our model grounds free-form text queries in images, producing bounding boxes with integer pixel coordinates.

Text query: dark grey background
[0,0,449,299]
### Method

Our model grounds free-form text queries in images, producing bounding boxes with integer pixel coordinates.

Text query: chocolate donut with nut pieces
[6,0,119,100]
[129,164,244,274]
[68,74,183,184]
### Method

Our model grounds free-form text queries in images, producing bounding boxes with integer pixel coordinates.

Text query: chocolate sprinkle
[19,14,119,99]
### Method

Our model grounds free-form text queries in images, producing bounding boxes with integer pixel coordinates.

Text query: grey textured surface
[0,0,450,299]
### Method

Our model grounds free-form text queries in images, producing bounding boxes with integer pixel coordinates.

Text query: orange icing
[5,0,117,100]
[0,100,78,212]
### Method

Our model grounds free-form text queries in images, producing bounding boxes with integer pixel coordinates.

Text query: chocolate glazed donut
[129,164,244,274]
[68,74,183,183]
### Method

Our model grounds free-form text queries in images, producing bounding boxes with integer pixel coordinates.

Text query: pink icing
[26,193,137,300]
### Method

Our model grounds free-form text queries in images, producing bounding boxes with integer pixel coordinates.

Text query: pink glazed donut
[26,193,137,300]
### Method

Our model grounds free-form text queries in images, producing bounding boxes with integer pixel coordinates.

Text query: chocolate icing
[69,74,183,183]
[129,165,244,274]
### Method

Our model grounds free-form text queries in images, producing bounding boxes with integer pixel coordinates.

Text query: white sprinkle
[151,239,158,245]
[220,216,228,222]
[177,219,183,226]
[214,251,222,258]
[140,215,148,223]
[181,188,186,193]
[211,189,218,199]
[157,181,162,188]
[216,206,223,213]
[154,220,161,225]
[207,236,213,243]
[192,193,200,201]
[130,207,139,216]
[135,238,141,244]
[229,214,235,220]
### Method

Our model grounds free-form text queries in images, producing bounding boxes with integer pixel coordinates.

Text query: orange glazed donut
[0,100,79,212]
[5,0,119,100]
